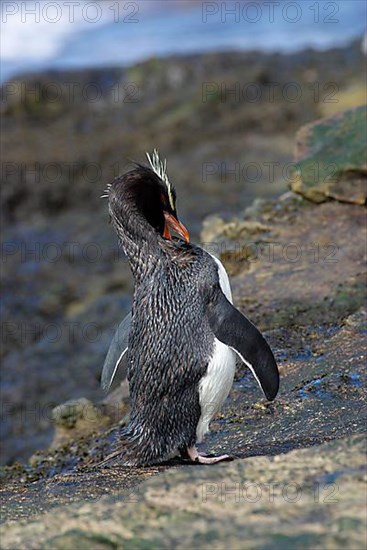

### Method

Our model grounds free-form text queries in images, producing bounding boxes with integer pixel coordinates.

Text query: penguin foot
[187,446,232,464]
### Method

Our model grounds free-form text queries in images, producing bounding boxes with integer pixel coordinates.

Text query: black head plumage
[110,165,172,235]
[104,151,188,249]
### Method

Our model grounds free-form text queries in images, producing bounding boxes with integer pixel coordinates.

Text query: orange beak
[163,212,190,242]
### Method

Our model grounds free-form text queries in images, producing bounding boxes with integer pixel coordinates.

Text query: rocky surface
[1,435,366,549]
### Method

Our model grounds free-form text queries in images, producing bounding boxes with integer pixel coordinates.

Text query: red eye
[160,192,167,207]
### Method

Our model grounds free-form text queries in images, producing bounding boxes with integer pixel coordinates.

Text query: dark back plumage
[123,241,218,464]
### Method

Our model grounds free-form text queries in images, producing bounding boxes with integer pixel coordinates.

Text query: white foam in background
[1,0,366,83]
[1,0,117,62]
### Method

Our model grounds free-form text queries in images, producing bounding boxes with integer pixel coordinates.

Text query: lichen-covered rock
[1,436,366,549]
[50,398,110,449]
[291,105,367,204]
[201,215,271,275]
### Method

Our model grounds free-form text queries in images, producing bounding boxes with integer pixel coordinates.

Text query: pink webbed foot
[187,446,233,464]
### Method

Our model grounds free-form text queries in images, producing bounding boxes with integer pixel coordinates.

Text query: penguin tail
[94,433,139,468]
[89,424,172,468]
[92,428,148,468]
[94,448,126,468]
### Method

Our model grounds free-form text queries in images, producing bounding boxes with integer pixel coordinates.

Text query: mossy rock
[291,105,367,204]
[44,529,123,549]
[49,398,110,449]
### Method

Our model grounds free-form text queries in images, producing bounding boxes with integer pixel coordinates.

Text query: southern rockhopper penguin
[100,150,279,466]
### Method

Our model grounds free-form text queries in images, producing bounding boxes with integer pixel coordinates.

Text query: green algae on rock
[291,105,367,204]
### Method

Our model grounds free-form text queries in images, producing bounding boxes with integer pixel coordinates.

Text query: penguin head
[107,150,189,243]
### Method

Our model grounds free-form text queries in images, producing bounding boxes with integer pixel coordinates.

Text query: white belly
[196,252,236,442]
[197,338,236,442]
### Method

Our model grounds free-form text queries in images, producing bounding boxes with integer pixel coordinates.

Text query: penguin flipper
[101,312,132,392]
[207,291,279,401]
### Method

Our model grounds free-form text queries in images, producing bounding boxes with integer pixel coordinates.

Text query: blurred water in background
[1,0,366,83]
